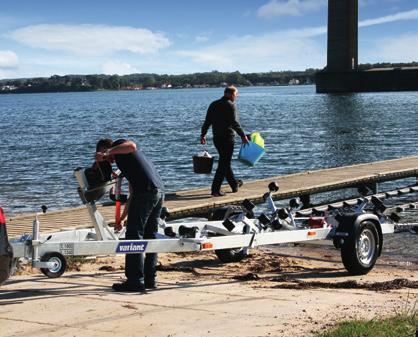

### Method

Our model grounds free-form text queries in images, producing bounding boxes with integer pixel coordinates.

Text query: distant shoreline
[2,63,416,95]
[0,83,314,95]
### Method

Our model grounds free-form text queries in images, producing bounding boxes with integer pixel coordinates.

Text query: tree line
[0,70,317,93]
[1,62,417,94]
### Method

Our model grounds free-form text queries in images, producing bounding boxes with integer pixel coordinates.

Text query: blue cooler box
[238,141,265,166]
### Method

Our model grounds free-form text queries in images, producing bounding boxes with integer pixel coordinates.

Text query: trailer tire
[40,252,67,278]
[212,206,249,263]
[210,205,244,221]
[215,248,248,263]
[341,221,379,275]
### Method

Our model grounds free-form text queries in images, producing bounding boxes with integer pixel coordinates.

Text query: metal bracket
[32,261,58,269]
[248,232,257,248]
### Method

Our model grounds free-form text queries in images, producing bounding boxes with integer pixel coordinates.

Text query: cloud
[360,0,410,7]
[257,0,327,19]
[367,33,418,62]
[178,31,326,72]
[277,9,418,34]
[4,8,418,78]
[178,49,234,68]
[0,70,12,79]
[102,60,139,75]
[178,8,418,72]
[359,9,418,27]
[9,24,171,56]
[195,35,210,43]
[0,50,18,68]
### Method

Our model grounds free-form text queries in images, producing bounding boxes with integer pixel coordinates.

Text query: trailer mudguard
[0,208,13,285]
[334,213,383,256]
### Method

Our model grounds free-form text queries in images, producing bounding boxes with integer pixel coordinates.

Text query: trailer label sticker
[335,232,349,237]
[60,242,74,255]
[116,241,148,253]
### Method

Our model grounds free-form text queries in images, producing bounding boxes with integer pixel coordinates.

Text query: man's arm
[96,140,137,161]
[200,104,213,144]
[120,183,133,224]
[107,140,136,156]
[229,104,248,143]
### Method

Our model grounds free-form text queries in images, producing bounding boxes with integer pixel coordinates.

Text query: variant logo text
[116,241,148,253]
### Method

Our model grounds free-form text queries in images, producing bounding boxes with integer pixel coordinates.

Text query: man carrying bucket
[200,86,248,197]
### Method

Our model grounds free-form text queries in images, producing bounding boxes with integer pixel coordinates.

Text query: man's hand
[115,219,128,232]
[95,151,106,162]
[200,136,206,145]
[114,221,123,232]
[241,135,249,144]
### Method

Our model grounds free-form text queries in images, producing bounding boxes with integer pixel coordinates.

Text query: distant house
[125,85,143,90]
[0,85,17,91]
[288,78,300,85]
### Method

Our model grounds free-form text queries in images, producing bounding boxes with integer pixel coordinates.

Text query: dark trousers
[212,139,238,193]
[125,190,164,285]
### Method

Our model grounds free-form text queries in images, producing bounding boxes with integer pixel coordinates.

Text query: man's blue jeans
[125,190,164,285]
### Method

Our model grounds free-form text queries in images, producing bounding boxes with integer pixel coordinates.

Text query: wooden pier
[7,156,418,238]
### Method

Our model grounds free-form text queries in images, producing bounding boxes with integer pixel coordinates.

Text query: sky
[0,0,417,79]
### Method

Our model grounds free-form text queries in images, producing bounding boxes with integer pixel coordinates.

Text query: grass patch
[315,313,417,337]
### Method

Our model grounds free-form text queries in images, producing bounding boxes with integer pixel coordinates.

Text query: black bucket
[193,155,214,174]
[0,208,13,285]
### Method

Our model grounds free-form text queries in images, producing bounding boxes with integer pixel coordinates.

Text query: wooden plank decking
[7,155,418,238]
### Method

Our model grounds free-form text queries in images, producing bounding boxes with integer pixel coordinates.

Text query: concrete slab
[0,249,416,337]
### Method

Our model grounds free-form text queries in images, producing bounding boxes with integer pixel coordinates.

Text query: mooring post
[372,182,379,194]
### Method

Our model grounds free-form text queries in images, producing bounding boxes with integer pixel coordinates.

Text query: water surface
[1,86,417,213]
[0,86,417,262]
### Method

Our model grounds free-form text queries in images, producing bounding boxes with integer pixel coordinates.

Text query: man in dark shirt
[201,86,248,197]
[96,138,164,292]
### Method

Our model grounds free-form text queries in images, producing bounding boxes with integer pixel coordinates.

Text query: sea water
[0,86,417,263]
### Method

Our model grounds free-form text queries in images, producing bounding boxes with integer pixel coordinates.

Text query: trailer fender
[211,206,250,263]
[355,214,383,257]
[334,213,383,256]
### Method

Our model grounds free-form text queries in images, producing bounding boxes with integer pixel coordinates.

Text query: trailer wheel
[40,252,67,278]
[212,206,249,263]
[341,221,379,275]
[210,205,244,221]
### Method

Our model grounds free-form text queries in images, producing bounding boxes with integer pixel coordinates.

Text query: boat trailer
[1,168,417,284]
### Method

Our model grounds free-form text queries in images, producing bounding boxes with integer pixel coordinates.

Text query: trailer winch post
[74,169,117,241]
[31,213,40,267]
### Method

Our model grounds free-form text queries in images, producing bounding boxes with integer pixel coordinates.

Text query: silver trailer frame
[8,168,405,278]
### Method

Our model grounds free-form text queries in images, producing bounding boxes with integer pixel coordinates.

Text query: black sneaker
[211,191,226,197]
[112,282,146,293]
[232,180,243,193]
[145,280,157,289]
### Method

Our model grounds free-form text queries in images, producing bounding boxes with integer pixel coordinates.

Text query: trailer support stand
[300,194,311,208]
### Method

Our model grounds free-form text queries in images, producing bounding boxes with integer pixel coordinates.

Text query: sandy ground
[0,245,417,337]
